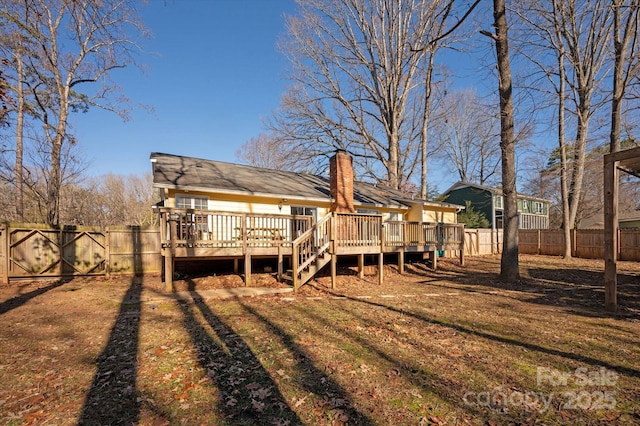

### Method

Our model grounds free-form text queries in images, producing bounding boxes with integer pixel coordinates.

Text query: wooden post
[459,228,465,266]
[165,214,176,292]
[277,244,283,282]
[378,253,384,285]
[604,156,618,311]
[331,254,337,289]
[430,250,438,271]
[292,242,299,291]
[537,229,541,255]
[244,253,252,287]
[233,258,239,274]
[358,253,364,279]
[398,249,405,274]
[0,223,8,285]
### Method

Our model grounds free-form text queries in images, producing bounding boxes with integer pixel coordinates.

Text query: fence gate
[5,225,106,280]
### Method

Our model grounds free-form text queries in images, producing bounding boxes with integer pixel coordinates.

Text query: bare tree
[274,0,480,191]
[513,0,614,257]
[58,173,158,227]
[432,88,501,185]
[235,132,308,171]
[482,0,519,280]
[610,0,640,153]
[0,0,147,225]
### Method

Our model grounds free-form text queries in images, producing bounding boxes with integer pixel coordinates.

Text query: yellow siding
[403,201,458,224]
[423,210,457,223]
[164,189,458,223]
[166,190,331,217]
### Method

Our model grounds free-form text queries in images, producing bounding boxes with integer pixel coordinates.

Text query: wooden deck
[159,208,465,291]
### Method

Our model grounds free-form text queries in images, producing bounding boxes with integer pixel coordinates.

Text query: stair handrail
[291,213,332,289]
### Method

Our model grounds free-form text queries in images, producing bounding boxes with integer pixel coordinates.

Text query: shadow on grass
[0,280,67,315]
[336,293,640,380]
[238,301,375,425]
[525,268,640,318]
[279,300,491,421]
[176,279,302,425]
[78,277,143,425]
[404,259,640,319]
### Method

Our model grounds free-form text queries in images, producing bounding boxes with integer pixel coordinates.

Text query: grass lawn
[1,254,639,425]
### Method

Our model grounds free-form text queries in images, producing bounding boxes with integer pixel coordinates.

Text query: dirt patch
[1,255,639,425]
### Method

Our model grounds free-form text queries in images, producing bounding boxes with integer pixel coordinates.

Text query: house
[151,151,465,290]
[442,182,550,230]
[579,212,640,229]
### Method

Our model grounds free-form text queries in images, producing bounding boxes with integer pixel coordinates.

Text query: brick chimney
[330,150,355,213]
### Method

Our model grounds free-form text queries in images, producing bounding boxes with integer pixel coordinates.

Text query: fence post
[537,229,541,255]
[105,228,111,277]
[0,223,8,284]
[459,225,465,266]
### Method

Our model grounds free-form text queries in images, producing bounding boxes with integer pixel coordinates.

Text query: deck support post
[244,253,252,287]
[398,249,405,274]
[430,250,438,271]
[165,214,177,292]
[277,244,283,281]
[357,253,364,279]
[378,253,384,285]
[331,254,337,289]
[233,258,239,274]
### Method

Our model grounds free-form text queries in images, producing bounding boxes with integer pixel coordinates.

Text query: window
[534,202,544,214]
[357,208,379,215]
[388,212,401,221]
[176,195,208,210]
[174,195,209,240]
[291,206,317,237]
[494,195,503,209]
[291,206,316,217]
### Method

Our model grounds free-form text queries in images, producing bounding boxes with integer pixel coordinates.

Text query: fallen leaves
[1,255,640,424]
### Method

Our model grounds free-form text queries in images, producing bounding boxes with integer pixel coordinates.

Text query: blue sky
[74,0,297,177]
[72,0,515,193]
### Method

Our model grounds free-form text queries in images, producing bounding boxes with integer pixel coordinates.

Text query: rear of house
[151,151,466,289]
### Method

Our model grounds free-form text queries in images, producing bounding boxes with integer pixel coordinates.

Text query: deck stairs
[281,213,332,290]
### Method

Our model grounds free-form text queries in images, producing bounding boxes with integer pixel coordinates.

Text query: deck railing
[159,208,463,253]
[159,208,312,248]
[334,213,382,247]
[384,221,438,247]
[437,223,466,249]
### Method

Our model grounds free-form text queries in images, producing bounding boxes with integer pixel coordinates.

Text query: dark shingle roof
[150,152,410,208]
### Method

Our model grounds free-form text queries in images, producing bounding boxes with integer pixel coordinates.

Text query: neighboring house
[579,212,640,229]
[150,151,465,289]
[442,182,550,230]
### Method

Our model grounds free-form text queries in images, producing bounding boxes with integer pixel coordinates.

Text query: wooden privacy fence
[519,228,640,260]
[0,223,161,284]
[464,228,640,261]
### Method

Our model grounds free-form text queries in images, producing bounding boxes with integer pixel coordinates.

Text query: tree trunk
[15,53,24,221]
[557,48,572,258]
[420,53,436,200]
[491,0,519,281]
[388,132,400,189]
[610,0,639,154]
[567,109,589,228]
